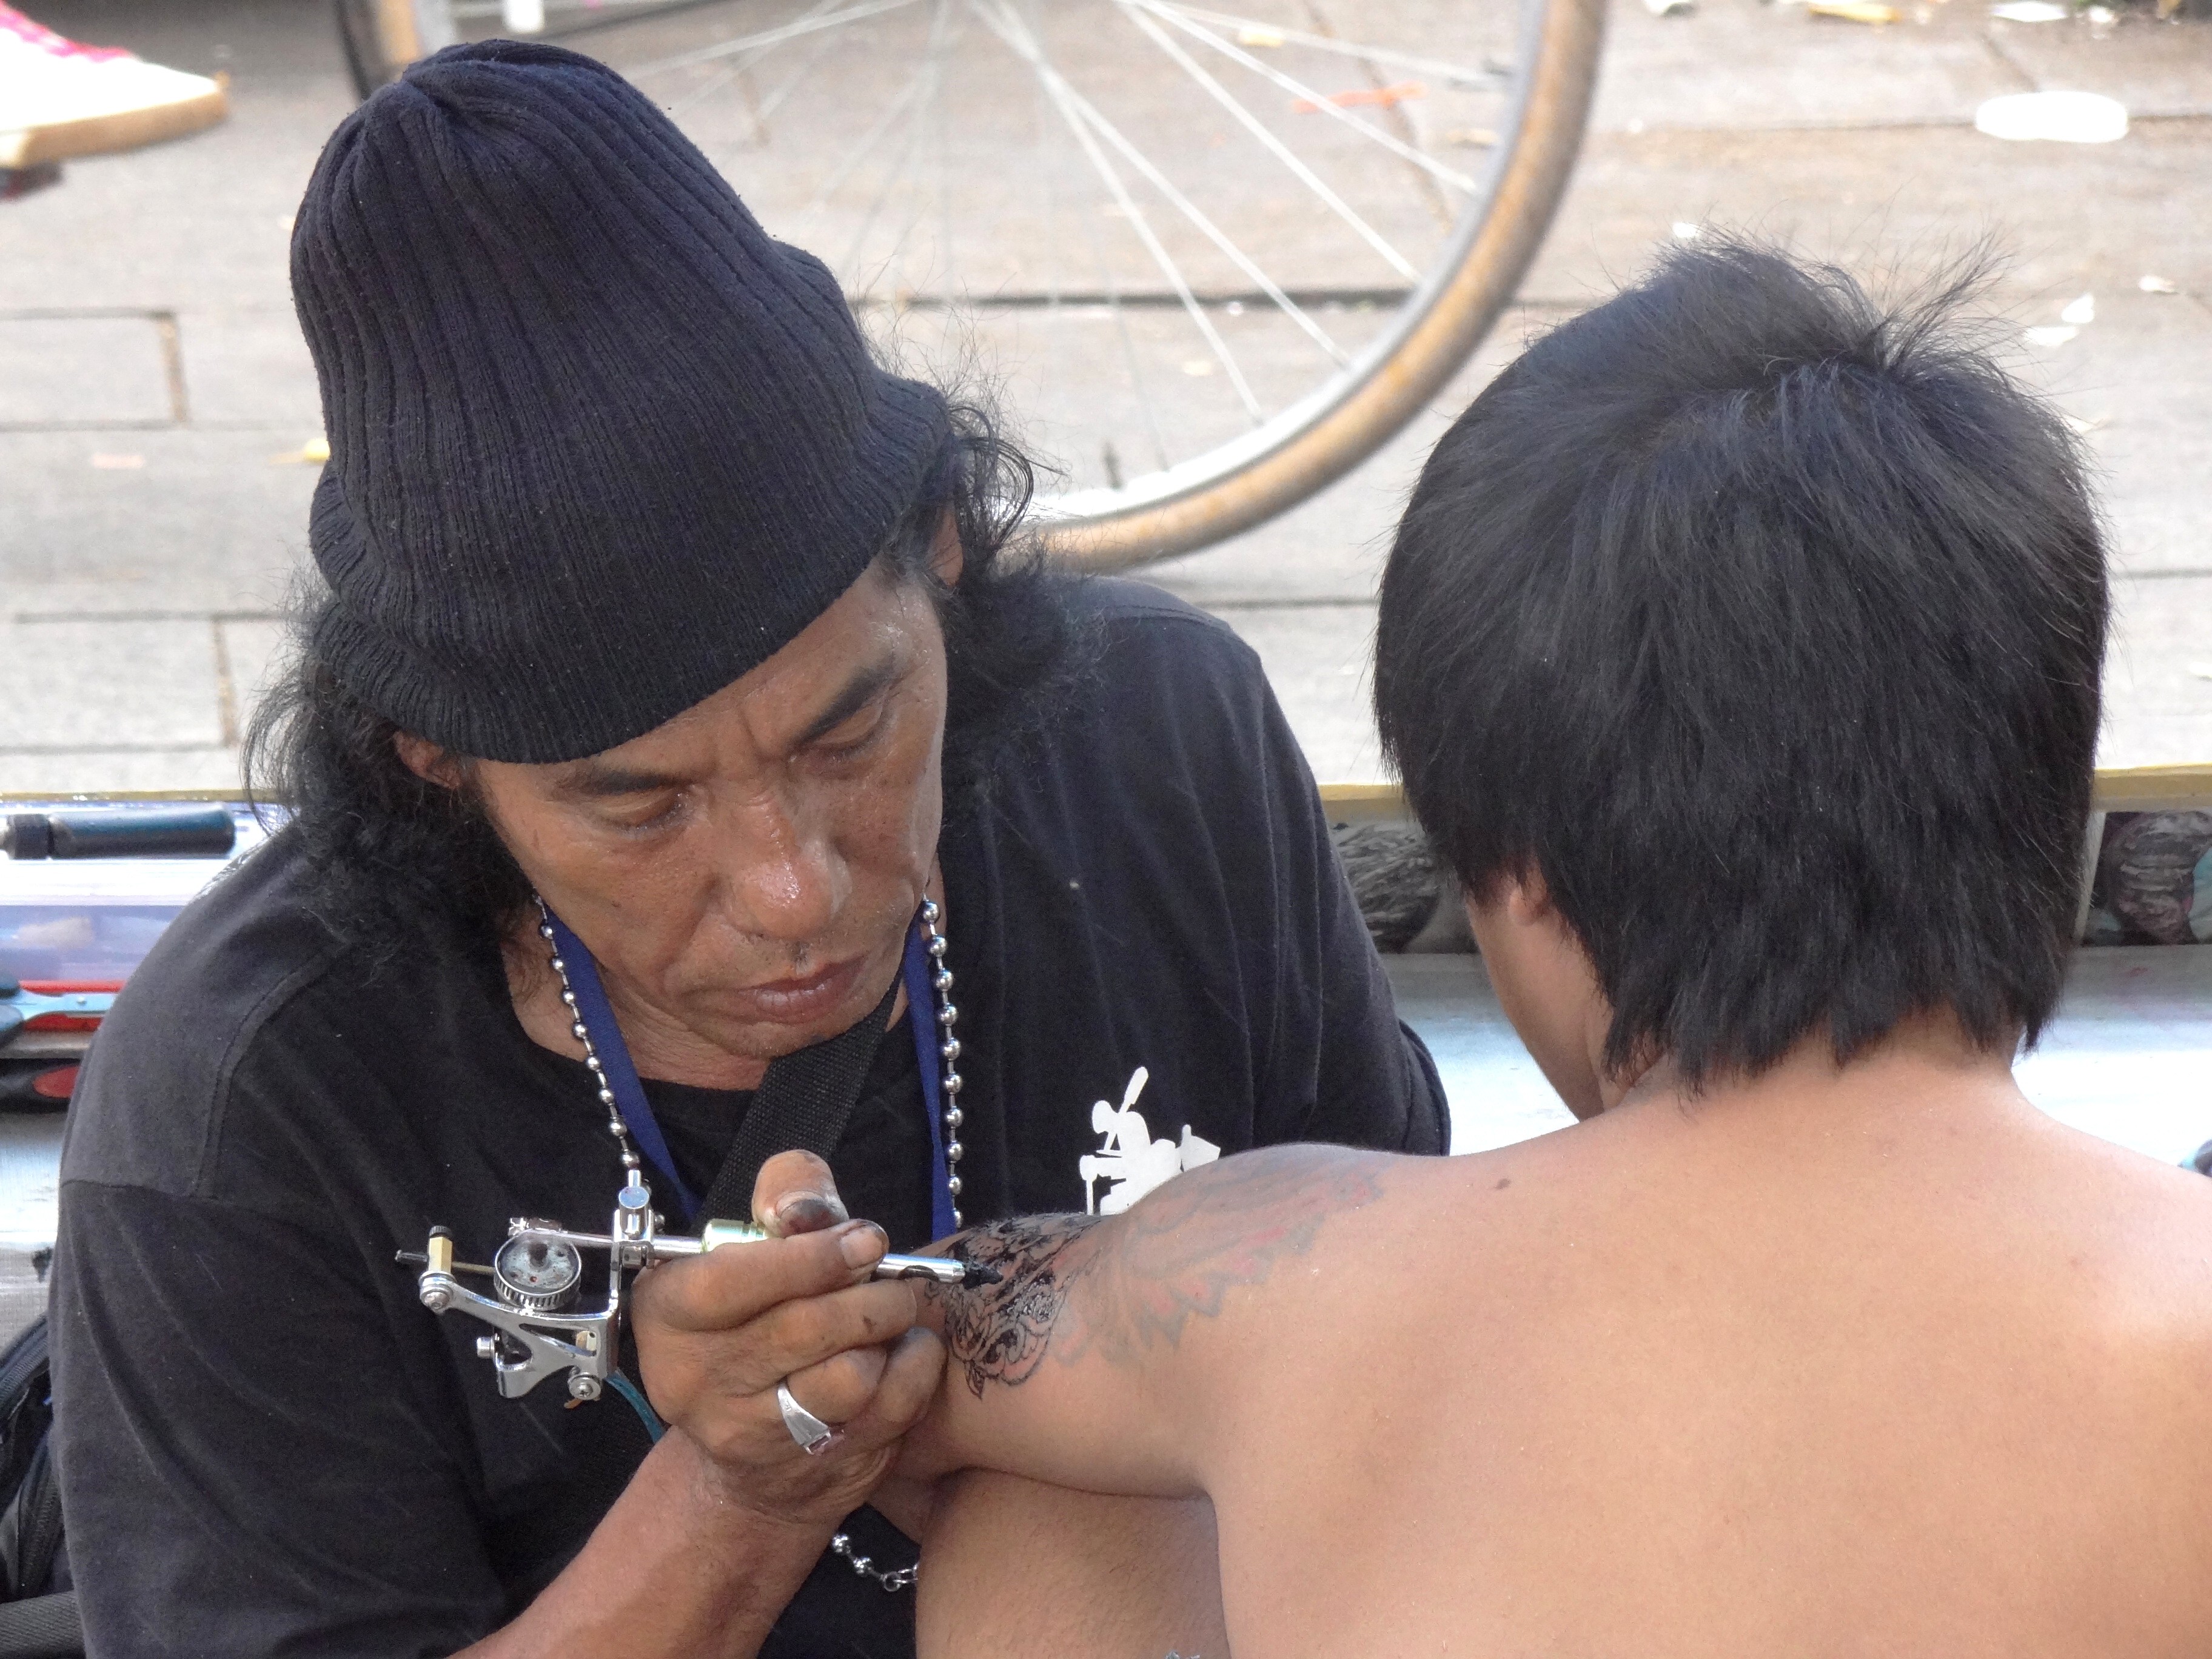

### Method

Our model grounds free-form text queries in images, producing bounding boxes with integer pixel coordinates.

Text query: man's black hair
[244,400,1081,960]
[1375,239,2107,1084]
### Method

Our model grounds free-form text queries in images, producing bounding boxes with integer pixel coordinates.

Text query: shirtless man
[866,242,2212,1654]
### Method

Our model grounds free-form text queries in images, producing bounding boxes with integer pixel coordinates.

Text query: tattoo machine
[405,1171,993,1401]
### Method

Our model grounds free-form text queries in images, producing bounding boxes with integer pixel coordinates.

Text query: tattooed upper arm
[921,1145,1384,1435]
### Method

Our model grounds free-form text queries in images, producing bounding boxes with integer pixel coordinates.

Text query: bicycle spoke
[1159,3,1509,87]
[752,13,848,126]
[1114,0,1414,294]
[974,0,1263,424]
[1126,0,1478,196]
[792,47,933,226]
[840,0,954,289]
[1045,22,1347,365]
[663,0,848,125]
[624,0,923,79]
[1040,16,1170,472]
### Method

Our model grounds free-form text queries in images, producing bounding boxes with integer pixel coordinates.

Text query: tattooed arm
[903,1144,1385,1498]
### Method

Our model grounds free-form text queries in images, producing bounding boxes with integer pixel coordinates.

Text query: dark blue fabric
[903,927,957,1242]
[539,911,699,1224]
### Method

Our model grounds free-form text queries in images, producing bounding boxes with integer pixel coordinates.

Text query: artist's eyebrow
[551,655,903,800]
[790,654,901,749]
[553,762,688,800]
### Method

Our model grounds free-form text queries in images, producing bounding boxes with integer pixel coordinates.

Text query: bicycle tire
[1047,0,1606,568]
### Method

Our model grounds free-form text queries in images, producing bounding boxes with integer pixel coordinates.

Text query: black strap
[0,1591,78,1659]
[698,977,901,1225]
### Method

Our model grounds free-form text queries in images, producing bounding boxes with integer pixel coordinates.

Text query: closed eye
[606,788,688,833]
[806,699,890,761]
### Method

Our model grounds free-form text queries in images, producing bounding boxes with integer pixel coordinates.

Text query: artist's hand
[632,1151,945,1527]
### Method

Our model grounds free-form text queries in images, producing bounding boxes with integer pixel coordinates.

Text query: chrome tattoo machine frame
[407,1172,982,1402]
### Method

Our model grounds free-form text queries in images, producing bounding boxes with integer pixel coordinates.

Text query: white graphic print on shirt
[1078,1065,1221,1215]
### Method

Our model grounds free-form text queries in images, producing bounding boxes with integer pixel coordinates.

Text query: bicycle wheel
[366,0,1605,568]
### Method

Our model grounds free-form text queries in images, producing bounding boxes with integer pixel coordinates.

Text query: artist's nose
[711,794,844,944]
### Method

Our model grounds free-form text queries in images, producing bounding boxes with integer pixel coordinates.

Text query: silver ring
[777,1379,840,1456]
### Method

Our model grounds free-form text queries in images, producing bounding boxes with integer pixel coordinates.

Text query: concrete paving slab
[1594,1,2210,136]
[0,312,177,429]
[1520,116,2212,309]
[2027,287,2212,577]
[217,614,292,745]
[0,747,242,793]
[1594,0,2026,135]
[0,427,315,595]
[1202,598,1384,782]
[0,617,223,750]
[1985,12,2212,115]
[2105,574,2212,768]
[178,307,324,433]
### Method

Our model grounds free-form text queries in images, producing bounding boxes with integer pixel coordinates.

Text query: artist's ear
[394,732,466,791]
[930,509,966,587]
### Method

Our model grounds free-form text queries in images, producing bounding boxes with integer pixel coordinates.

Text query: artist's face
[436,551,952,1063]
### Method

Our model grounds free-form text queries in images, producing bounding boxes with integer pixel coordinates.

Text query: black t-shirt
[50,580,1448,1659]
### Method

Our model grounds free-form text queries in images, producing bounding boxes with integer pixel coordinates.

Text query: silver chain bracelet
[830,1530,919,1592]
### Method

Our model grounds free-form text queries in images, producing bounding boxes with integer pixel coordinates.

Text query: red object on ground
[1292,80,1426,113]
[30,1065,77,1101]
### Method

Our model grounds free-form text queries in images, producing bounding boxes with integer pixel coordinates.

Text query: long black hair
[244,400,1082,960]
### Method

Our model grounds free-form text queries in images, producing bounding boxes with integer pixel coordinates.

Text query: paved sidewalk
[1,0,2207,789]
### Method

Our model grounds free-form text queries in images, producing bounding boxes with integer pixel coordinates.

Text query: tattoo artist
[49,40,1449,1659]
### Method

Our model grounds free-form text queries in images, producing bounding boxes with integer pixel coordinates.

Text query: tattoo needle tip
[960,1263,1002,1289]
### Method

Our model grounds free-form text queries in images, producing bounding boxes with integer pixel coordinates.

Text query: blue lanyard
[903,923,959,1242]
[545,908,956,1238]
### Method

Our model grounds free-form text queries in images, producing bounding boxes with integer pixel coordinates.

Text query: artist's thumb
[756,1148,848,1236]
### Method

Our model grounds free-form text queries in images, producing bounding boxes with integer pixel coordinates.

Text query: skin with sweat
[902,877,2212,1658]
[401,548,962,1091]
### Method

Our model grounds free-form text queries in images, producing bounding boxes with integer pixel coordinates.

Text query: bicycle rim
[1046,0,1606,567]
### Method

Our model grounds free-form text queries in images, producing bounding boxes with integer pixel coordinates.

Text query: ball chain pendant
[918,896,964,1228]
[537,900,646,1178]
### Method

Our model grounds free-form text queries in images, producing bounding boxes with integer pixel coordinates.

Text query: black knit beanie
[290,41,950,763]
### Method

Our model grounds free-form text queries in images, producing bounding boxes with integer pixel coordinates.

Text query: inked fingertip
[839,1220,890,1269]
[775,1193,839,1235]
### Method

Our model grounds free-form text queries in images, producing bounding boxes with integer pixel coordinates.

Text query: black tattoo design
[927,1147,1383,1397]
[936,1216,1105,1396]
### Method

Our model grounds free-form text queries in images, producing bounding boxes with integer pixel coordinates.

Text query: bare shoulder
[925,1145,1413,1397]
[2043,1119,2212,1281]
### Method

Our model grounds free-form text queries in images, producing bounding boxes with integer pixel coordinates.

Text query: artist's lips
[728,955,866,1025]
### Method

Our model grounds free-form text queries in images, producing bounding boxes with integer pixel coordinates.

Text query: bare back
[913,1038,2212,1657]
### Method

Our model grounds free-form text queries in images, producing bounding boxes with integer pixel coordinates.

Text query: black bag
[0,1317,80,1658]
